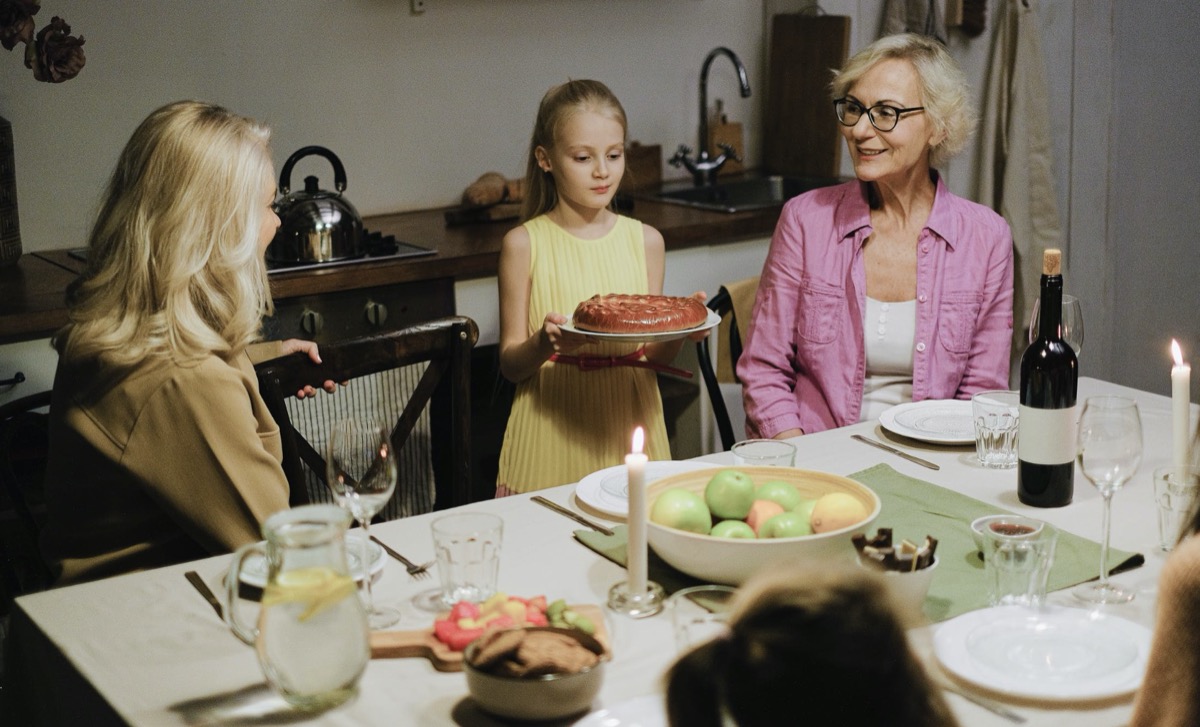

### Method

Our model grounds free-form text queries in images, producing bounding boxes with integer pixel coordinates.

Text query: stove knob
[300,309,324,335]
[365,300,388,328]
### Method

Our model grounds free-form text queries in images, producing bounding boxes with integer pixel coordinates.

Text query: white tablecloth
[7,377,1195,726]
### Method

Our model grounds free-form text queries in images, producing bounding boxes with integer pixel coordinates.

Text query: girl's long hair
[665,564,959,727]
[519,79,628,222]
[54,100,275,366]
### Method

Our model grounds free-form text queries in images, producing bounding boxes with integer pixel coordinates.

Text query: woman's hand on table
[775,428,804,439]
[279,339,341,398]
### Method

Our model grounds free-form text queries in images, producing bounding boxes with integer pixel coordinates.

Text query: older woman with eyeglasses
[739,33,1014,439]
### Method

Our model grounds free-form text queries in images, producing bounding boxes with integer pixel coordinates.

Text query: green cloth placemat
[848,463,1143,621]
[573,463,1144,623]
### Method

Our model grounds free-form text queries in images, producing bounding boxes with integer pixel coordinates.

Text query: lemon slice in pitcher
[262,567,357,622]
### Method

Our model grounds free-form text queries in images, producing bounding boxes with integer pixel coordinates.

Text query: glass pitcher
[225,504,369,710]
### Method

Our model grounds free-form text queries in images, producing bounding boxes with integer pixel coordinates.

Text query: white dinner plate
[933,605,1152,702]
[235,532,386,589]
[575,460,718,518]
[574,694,666,727]
[879,399,975,444]
[559,309,720,343]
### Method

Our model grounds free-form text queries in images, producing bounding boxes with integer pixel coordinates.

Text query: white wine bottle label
[1018,404,1078,465]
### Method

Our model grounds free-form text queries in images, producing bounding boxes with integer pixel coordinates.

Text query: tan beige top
[41,341,289,585]
[1130,531,1200,727]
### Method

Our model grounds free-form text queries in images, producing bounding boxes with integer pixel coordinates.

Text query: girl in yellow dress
[495,79,704,495]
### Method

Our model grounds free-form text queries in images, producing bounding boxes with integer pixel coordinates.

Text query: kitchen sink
[651,174,842,213]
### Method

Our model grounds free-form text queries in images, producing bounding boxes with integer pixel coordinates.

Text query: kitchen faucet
[670,46,752,186]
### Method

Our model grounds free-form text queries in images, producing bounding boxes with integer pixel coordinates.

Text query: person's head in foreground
[664,564,958,727]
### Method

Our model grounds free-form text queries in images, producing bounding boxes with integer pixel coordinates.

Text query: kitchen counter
[0,196,780,345]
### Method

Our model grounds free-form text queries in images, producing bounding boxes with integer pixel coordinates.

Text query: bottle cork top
[1043,249,1062,275]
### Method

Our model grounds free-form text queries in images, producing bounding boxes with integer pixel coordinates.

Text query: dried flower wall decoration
[0,0,85,83]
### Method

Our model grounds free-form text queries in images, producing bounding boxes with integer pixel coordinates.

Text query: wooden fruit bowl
[645,466,881,585]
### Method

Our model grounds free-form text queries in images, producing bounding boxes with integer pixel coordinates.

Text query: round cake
[571,294,708,334]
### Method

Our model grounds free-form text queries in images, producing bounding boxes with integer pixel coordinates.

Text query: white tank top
[861,296,916,422]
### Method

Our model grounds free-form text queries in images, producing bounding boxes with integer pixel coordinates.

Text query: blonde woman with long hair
[42,100,329,585]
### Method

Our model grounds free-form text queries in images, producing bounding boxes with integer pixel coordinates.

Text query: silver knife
[942,684,1026,723]
[532,496,615,536]
[184,570,224,620]
[851,434,940,471]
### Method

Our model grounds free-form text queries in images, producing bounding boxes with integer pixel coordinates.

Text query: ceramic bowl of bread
[646,466,881,585]
[463,626,609,721]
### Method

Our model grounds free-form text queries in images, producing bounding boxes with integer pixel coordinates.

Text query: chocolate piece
[854,529,937,572]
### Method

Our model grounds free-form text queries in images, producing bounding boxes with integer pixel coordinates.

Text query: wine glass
[327,417,401,629]
[1073,396,1143,604]
[1029,294,1084,355]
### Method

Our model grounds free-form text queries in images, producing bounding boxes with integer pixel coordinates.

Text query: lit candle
[626,426,648,595]
[1172,340,1192,468]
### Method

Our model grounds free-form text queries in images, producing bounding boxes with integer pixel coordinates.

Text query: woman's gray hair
[831,33,976,168]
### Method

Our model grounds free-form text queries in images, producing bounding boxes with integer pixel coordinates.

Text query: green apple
[756,480,803,510]
[704,469,756,519]
[793,497,818,525]
[760,511,813,538]
[650,488,712,534]
[710,520,756,539]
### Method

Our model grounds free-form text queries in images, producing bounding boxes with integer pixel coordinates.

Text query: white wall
[0,0,765,250]
[1107,2,1200,396]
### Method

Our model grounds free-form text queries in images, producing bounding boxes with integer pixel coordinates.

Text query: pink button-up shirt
[738,176,1014,438]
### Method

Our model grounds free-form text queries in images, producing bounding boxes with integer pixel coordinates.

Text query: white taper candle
[626,426,648,595]
[1171,340,1191,468]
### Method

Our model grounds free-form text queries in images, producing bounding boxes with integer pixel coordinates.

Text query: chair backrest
[255,316,480,516]
[0,390,54,614]
[696,289,741,451]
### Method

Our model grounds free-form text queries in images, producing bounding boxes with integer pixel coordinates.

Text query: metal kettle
[267,146,363,266]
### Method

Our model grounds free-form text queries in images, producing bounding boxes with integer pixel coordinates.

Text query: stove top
[266,229,435,274]
[67,230,435,274]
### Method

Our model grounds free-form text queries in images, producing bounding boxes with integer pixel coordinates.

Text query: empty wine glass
[1073,396,1142,604]
[1029,294,1084,355]
[327,417,401,629]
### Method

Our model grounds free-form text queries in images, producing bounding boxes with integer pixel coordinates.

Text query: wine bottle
[1018,249,1079,507]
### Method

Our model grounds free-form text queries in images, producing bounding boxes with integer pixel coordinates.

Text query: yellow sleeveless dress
[497,214,671,493]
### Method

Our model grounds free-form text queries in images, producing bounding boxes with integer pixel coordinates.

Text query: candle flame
[631,426,644,454]
[1172,339,1184,366]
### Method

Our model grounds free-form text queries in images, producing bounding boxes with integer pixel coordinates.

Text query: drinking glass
[1029,294,1084,355]
[1073,396,1142,604]
[327,417,401,628]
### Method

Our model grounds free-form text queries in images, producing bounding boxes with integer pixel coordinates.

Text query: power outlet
[411,0,426,14]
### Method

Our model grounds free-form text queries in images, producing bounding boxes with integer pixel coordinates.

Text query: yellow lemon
[809,493,869,533]
[263,567,356,622]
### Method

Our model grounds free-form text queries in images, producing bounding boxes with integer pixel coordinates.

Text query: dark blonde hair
[831,33,975,169]
[665,564,958,727]
[55,100,275,366]
[519,79,628,222]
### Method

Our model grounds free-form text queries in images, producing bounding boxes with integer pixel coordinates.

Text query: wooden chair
[254,316,480,516]
[0,390,54,614]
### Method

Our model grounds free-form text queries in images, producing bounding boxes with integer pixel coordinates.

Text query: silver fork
[370,535,434,580]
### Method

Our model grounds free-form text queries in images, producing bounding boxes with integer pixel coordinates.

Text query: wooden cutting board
[763,14,852,178]
[369,604,608,672]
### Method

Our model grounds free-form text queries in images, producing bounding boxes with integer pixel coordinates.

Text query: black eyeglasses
[833,98,925,132]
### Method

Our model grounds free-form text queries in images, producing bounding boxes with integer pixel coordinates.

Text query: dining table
[5,376,1195,726]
